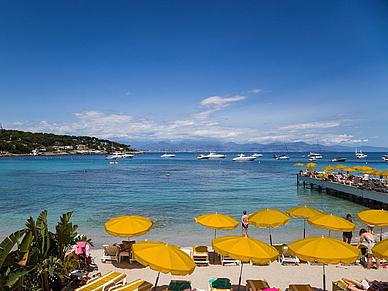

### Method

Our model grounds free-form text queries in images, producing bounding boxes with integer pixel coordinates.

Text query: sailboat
[308,140,323,159]
[277,141,290,160]
[355,148,367,159]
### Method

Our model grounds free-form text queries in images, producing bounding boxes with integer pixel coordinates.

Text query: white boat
[382,155,388,161]
[160,153,176,158]
[355,148,367,159]
[233,154,256,162]
[308,157,316,161]
[206,153,226,159]
[197,154,209,160]
[329,157,346,162]
[277,155,290,160]
[251,153,263,157]
[105,152,134,160]
[308,153,322,159]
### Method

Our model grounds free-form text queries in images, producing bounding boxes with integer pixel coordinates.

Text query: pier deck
[297,174,388,208]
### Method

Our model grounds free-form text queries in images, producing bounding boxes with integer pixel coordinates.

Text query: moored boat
[382,155,388,161]
[105,152,134,159]
[355,148,367,159]
[160,153,176,158]
[329,157,346,162]
[233,154,256,162]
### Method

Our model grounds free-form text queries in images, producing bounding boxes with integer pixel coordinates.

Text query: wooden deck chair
[221,255,240,266]
[101,245,120,263]
[246,280,270,291]
[288,284,314,291]
[210,278,232,291]
[75,271,126,291]
[281,247,300,265]
[192,246,210,265]
[108,279,153,291]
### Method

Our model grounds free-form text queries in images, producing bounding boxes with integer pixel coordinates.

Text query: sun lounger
[192,246,210,265]
[162,280,192,291]
[75,271,126,291]
[246,280,270,291]
[108,279,153,291]
[288,284,313,291]
[102,245,120,263]
[281,247,300,265]
[272,244,287,261]
[221,255,240,266]
[210,278,232,291]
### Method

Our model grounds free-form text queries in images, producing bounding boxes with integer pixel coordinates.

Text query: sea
[1,152,387,248]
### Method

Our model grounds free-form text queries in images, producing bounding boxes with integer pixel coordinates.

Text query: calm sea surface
[1,152,387,248]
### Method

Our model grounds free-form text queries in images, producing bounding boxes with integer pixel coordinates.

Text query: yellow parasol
[286,206,325,238]
[335,164,347,171]
[105,215,152,237]
[248,209,290,245]
[342,168,357,173]
[307,214,355,236]
[132,241,196,291]
[361,166,374,171]
[352,166,364,171]
[194,213,238,239]
[294,163,305,166]
[322,166,336,171]
[288,236,360,291]
[305,163,317,171]
[371,238,388,260]
[357,209,388,241]
[212,236,278,291]
[359,170,373,175]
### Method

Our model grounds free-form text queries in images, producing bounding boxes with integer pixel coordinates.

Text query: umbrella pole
[153,271,161,291]
[381,226,383,241]
[238,261,244,291]
[323,264,326,291]
[304,219,306,238]
[329,230,331,237]
[269,227,273,246]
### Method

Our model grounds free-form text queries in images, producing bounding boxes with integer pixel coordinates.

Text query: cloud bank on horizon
[10,92,370,146]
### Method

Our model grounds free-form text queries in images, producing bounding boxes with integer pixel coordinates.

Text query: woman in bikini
[357,225,380,270]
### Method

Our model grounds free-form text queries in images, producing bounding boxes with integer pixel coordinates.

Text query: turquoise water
[1,152,387,247]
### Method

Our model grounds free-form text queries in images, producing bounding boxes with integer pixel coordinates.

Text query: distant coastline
[0,151,145,158]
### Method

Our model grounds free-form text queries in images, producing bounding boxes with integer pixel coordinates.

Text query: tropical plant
[0,210,93,291]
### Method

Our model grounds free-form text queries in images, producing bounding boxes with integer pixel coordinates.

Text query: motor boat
[160,153,176,158]
[251,153,263,157]
[308,152,322,159]
[233,154,256,162]
[382,155,388,161]
[308,157,316,161]
[329,157,346,162]
[355,148,367,159]
[276,155,290,160]
[105,152,134,159]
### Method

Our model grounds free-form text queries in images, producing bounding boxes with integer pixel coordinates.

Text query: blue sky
[1,1,387,147]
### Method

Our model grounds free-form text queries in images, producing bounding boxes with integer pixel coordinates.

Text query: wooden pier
[297,174,388,209]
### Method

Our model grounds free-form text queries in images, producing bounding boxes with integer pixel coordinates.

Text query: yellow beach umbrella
[360,170,373,175]
[194,213,238,239]
[294,163,305,166]
[212,236,278,291]
[372,238,388,260]
[305,163,317,171]
[307,214,355,236]
[286,206,325,238]
[249,208,290,245]
[105,215,152,237]
[357,209,388,241]
[352,166,364,171]
[335,164,347,171]
[288,236,360,291]
[361,166,373,171]
[132,241,196,290]
[322,166,336,171]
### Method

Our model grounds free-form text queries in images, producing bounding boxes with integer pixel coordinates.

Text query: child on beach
[242,211,249,237]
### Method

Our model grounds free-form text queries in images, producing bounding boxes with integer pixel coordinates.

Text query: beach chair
[221,255,240,266]
[192,245,210,265]
[280,247,300,265]
[272,244,286,262]
[163,280,192,291]
[246,280,270,291]
[118,241,130,263]
[108,279,153,291]
[210,278,232,291]
[288,284,314,291]
[75,271,126,291]
[102,245,120,263]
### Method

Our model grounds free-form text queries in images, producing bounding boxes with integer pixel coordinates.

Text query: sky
[1,1,387,147]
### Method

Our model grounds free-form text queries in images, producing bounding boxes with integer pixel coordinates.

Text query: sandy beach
[89,248,387,291]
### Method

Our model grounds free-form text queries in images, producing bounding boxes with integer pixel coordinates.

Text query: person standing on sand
[242,211,249,237]
[357,225,380,270]
[342,214,353,244]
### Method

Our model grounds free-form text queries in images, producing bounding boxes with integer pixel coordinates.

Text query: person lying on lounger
[342,278,388,291]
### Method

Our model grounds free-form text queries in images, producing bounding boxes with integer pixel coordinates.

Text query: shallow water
[1,152,387,247]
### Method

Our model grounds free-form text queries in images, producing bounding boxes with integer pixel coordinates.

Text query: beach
[90,248,387,291]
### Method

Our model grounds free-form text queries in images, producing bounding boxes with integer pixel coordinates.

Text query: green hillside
[0,129,134,155]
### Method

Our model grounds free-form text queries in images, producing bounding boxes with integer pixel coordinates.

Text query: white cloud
[193,95,247,120]
[125,92,132,96]
[248,89,263,93]
[277,121,341,132]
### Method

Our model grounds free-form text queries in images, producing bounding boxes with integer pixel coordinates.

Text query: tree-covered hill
[0,129,135,155]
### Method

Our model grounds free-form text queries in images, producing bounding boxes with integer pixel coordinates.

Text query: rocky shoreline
[0,151,145,157]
